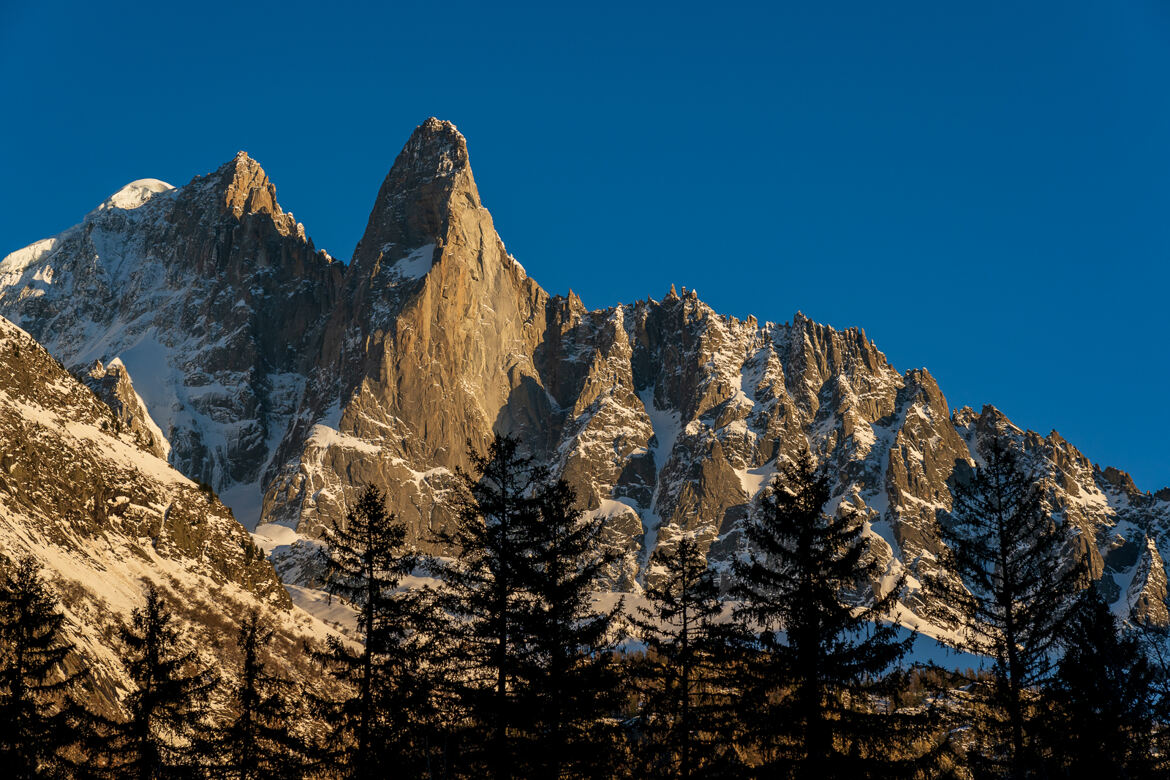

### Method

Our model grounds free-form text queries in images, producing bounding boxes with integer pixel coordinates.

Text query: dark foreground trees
[106,583,219,779]
[520,472,625,779]
[432,435,544,779]
[432,434,623,779]
[1043,589,1161,779]
[212,610,308,779]
[6,431,1170,779]
[732,451,928,779]
[0,556,97,778]
[932,428,1083,777]
[633,534,737,778]
[311,484,445,779]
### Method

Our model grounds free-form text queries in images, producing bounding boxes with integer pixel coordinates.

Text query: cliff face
[262,119,552,541]
[2,118,1167,633]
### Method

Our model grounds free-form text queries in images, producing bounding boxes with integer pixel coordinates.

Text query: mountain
[0,155,340,521]
[0,316,339,714]
[2,118,1167,634]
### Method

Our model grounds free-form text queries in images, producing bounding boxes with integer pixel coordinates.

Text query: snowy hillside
[0,315,346,712]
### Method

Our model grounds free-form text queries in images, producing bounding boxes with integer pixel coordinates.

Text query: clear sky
[2,1,1168,490]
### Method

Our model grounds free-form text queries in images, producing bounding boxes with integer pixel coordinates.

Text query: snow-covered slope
[0,315,342,713]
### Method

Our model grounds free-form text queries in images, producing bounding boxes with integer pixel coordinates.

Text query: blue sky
[2,1,1168,490]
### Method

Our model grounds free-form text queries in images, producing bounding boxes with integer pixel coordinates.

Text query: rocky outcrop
[83,358,170,459]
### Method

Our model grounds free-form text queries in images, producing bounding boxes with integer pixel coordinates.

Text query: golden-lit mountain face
[2,118,1167,637]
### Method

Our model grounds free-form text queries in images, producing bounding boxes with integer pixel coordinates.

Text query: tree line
[1,430,1168,778]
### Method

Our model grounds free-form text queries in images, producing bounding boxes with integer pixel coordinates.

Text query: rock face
[261,118,551,542]
[2,118,1168,632]
[0,316,334,713]
[83,358,170,460]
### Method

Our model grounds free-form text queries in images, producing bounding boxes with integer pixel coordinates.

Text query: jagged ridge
[1,118,1167,636]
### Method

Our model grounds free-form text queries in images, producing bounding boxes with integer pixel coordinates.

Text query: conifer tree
[430,434,547,779]
[311,484,443,779]
[931,428,1082,777]
[107,583,219,779]
[1042,589,1159,779]
[731,451,923,778]
[519,475,624,779]
[632,534,737,779]
[212,610,308,779]
[0,556,92,778]
[433,434,627,779]
[1135,623,1170,775]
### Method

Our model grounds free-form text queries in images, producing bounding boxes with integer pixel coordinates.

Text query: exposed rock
[83,359,170,459]
[0,154,340,511]
[0,317,344,716]
[2,118,1167,635]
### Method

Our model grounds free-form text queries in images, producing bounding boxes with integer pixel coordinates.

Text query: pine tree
[0,556,93,778]
[212,610,308,779]
[430,434,547,779]
[1135,623,1170,775]
[930,427,1082,778]
[632,534,737,779]
[107,582,219,779]
[519,474,624,779]
[1042,589,1159,779]
[731,451,923,778]
[310,484,443,779]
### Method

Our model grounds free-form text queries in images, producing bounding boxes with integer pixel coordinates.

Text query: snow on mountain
[92,178,175,213]
[1,117,1167,646]
[0,152,340,529]
[0,315,345,714]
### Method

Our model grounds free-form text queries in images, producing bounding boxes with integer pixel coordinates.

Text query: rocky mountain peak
[4,120,1168,641]
[208,150,284,222]
[1103,465,1139,494]
[396,117,471,183]
[351,117,480,270]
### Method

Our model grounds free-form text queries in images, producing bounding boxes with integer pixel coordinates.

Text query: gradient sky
[2,1,1168,490]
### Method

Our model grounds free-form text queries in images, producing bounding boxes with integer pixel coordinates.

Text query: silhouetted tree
[632,535,738,778]
[431,434,547,779]
[1042,589,1159,779]
[106,583,218,779]
[931,428,1082,778]
[1135,622,1170,775]
[518,474,624,779]
[0,556,94,778]
[211,610,309,779]
[732,451,925,778]
[311,484,444,779]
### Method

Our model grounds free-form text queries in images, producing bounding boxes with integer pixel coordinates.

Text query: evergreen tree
[311,484,443,779]
[1042,589,1159,779]
[1135,622,1170,774]
[212,610,308,779]
[931,428,1082,778]
[632,534,737,779]
[731,451,923,779]
[0,556,92,778]
[430,434,547,779]
[519,474,624,779]
[106,583,219,779]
